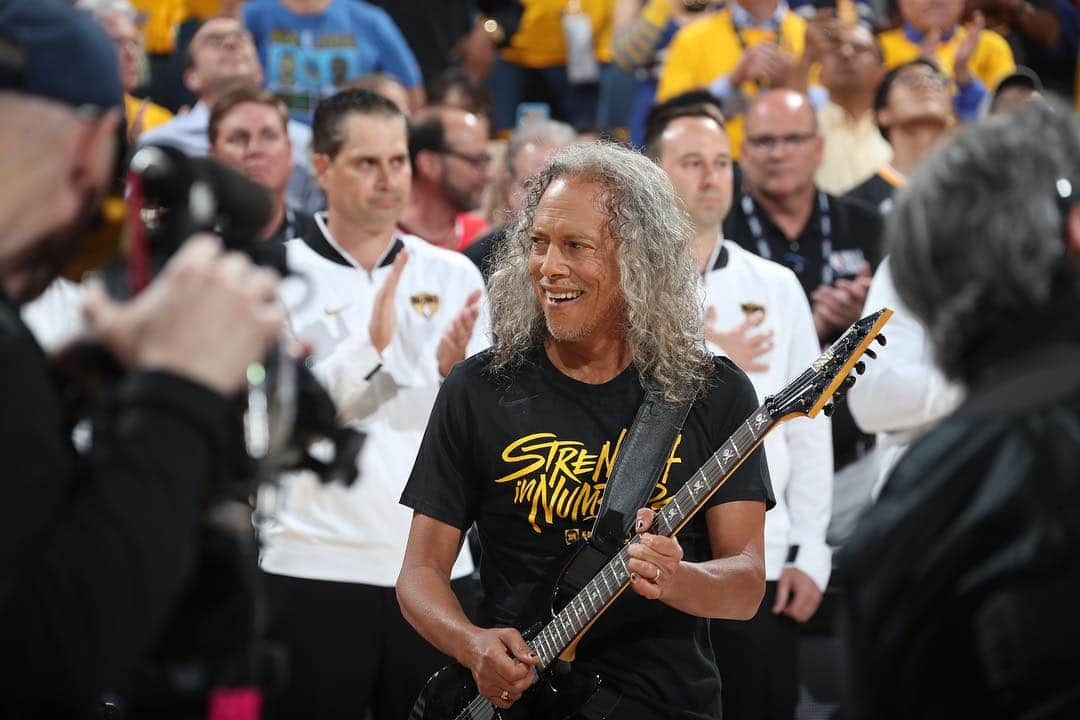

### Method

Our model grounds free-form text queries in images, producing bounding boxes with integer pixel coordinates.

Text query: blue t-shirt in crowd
[244,0,422,124]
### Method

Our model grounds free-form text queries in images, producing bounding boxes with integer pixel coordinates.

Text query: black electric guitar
[411,309,894,720]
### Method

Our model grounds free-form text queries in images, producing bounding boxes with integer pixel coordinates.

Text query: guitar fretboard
[529,404,775,668]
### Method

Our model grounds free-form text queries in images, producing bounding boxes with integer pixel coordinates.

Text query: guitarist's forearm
[664,554,766,620]
[397,566,479,665]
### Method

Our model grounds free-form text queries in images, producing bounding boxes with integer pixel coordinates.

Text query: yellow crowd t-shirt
[878,26,1016,91]
[501,0,615,68]
[657,9,807,158]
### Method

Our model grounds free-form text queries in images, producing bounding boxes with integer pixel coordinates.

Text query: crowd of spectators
[19,0,1080,717]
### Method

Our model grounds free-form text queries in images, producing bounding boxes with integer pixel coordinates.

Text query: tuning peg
[854,361,866,375]
[823,403,834,417]
[844,375,857,389]
[875,333,887,346]
[864,348,877,360]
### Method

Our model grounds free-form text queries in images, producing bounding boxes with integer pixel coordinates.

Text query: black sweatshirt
[0,289,230,716]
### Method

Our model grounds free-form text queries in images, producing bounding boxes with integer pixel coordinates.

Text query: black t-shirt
[724,190,883,300]
[401,347,773,719]
[846,172,898,216]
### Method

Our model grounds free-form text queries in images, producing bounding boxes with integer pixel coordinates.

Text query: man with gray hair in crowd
[839,99,1080,719]
[398,142,774,718]
[465,118,577,279]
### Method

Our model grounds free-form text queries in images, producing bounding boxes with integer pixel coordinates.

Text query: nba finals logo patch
[740,302,766,320]
[410,292,439,319]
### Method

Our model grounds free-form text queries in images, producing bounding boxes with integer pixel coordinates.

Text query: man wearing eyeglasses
[258,89,489,719]
[724,89,881,497]
[139,16,324,214]
[400,105,493,252]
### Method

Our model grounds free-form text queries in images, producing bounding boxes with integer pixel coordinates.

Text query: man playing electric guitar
[398,142,775,719]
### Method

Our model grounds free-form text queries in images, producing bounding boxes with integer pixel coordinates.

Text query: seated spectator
[848,59,956,214]
[657,0,808,158]
[209,87,315,244]
[877,0,1016,119]
[139,16,323,214]
[346,71,413,117]
[400,106,493,251]
[77,0,173,141]
[243,0,423,125]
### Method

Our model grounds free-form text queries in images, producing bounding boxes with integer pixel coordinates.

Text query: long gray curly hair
[487,141,712,401]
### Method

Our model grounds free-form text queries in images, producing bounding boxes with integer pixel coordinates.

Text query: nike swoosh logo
[498,393,540,407]
[324,303,351,317]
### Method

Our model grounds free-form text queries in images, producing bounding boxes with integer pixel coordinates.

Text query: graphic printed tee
[402,347,774,718]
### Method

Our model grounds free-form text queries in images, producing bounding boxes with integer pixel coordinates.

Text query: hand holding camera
[84,234,284,395]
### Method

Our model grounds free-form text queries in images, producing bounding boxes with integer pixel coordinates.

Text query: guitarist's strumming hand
[627,508,686,602]
[463,626,539,710]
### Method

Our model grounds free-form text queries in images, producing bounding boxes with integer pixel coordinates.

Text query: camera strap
[588,391,694,556]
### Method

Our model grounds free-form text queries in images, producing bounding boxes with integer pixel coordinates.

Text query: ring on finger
[500,690,510,701]
[654,566,662,582]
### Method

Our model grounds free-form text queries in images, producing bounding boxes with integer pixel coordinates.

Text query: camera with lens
[110,144,364,500]
[56,145,364,716]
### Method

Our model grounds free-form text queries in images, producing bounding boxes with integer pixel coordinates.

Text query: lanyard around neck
[742,191,833,286]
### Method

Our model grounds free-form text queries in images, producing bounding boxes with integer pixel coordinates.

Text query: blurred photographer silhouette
[0,1,287,717]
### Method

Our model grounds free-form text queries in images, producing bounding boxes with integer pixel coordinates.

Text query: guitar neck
[528,402,777,669]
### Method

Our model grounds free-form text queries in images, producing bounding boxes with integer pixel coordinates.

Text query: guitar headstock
[766,308,893,421]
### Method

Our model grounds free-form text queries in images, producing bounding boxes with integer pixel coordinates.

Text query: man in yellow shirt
[878,0,1015,91]
[656,0,806,157]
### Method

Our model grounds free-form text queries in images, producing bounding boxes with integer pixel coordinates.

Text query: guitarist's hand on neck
[464,627,539,710]
[627,508,686,602]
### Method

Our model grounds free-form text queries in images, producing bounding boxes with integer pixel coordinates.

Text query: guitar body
[412,545,621,720]
[410,657,612,720]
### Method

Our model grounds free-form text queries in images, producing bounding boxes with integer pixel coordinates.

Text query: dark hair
[888,99,1080,381]
[407,112,446,169]
[311,87,404,158]
[873,58,942,141]
[426,66,491,117]
[643,96,727,160]
[208,86,289,145]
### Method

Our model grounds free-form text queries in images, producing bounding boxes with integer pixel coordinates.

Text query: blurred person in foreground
[838,99,1080,719]
[0,0,283,715]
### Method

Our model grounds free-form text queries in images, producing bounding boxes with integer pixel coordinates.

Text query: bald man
[723,89,882,500]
